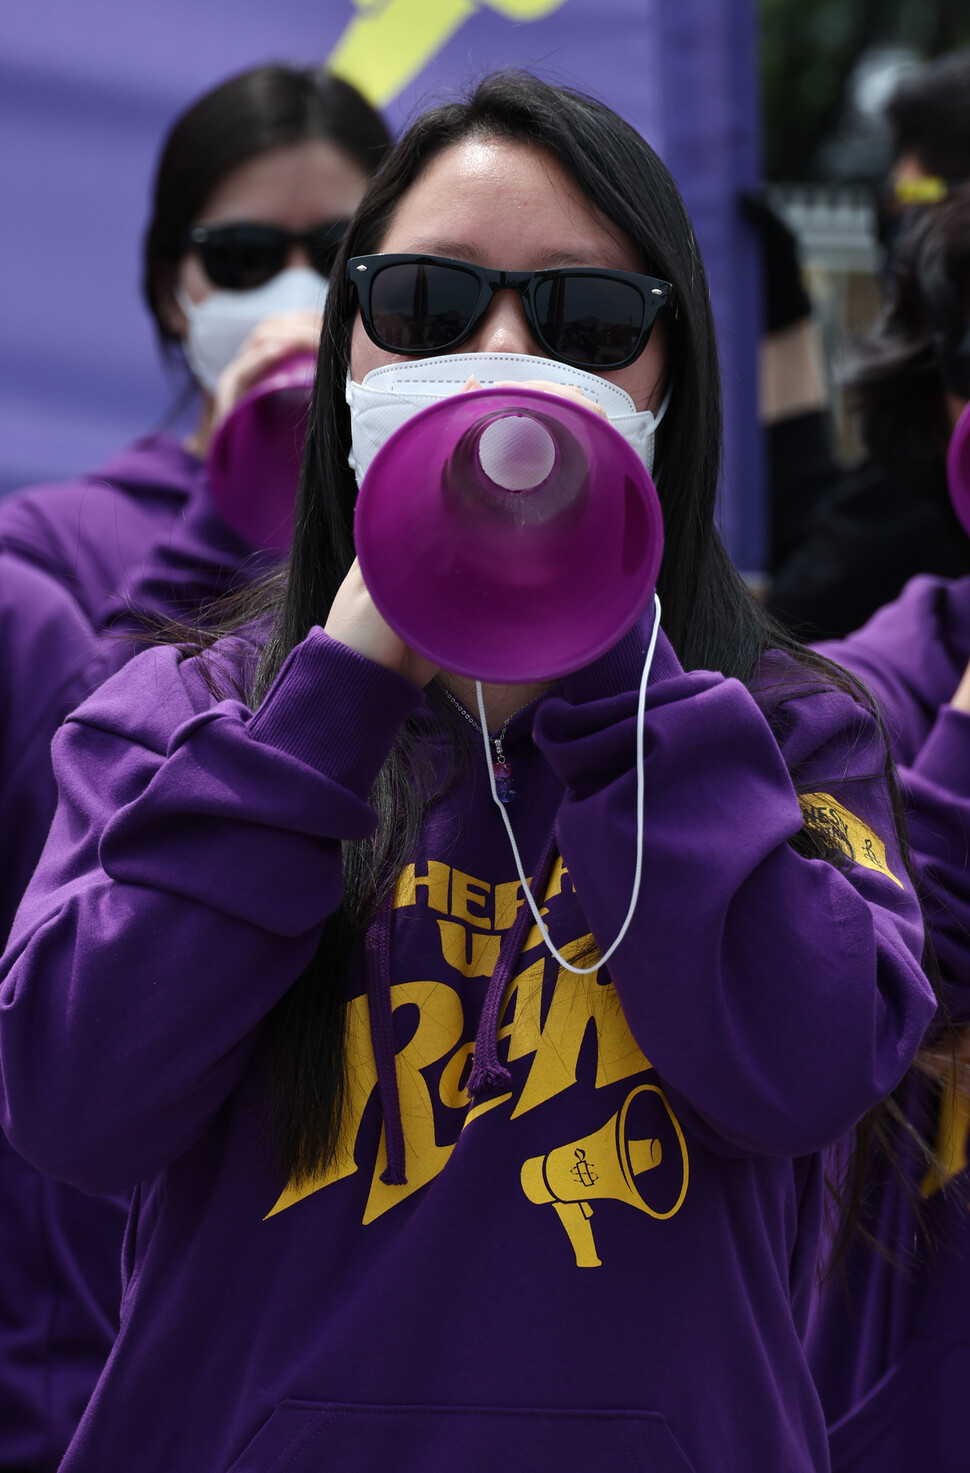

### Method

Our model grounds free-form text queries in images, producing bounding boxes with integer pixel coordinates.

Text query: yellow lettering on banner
[265,992,378,1217]
[513,937,651,1118]
[450,869,492,928]
[393,861,450,914]
[437,921,501,978]
[363,980,466,1223]
[798,792,904,890]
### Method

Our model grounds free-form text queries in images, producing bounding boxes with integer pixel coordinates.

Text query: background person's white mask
[347,352,671,488]
[177,268,328,393]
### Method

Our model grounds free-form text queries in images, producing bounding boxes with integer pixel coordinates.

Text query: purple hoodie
[0,609,933,1473]
[0,434,280,1470]
[806,575,970,1473]
[0,432,278,636]
[0,556,126,1471]
[0,556,108,944]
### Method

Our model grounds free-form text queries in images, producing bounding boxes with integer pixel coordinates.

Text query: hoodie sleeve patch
[798,791,903,889]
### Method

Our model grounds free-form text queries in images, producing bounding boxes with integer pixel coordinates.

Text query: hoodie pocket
[224,1399,697,1473]
[827,1337,970,1472]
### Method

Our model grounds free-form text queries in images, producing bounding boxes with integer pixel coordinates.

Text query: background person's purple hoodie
[806,574,970,1473]
[0,432,281,1470]
[0,557,123,1470]
[0,610,933,1473]
[0,557,109,944]
[0,433,278,636]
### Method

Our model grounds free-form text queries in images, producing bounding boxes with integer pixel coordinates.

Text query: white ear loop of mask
[474,592,662,975]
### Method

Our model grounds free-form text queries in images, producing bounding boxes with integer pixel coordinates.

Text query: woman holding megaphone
[0,63,390,943]
[0,73,936,1473]
[0,63,388,1473]
[0,63,390,643]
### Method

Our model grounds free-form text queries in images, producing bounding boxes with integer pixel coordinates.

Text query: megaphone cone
[207,350,315,554]
[947,400,970,539]
[354,387,664,683]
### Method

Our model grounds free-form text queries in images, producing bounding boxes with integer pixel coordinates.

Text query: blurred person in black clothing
[763,50,970,639]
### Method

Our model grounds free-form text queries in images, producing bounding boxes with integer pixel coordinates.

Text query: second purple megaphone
[947,400,970,539]
[206,351,316,555]
[354,386,664,684]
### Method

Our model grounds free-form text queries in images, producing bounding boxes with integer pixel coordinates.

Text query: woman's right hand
[210,309,323,436]
[324,559,440,689]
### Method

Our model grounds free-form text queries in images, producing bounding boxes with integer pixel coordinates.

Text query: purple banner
[1,0,762,566]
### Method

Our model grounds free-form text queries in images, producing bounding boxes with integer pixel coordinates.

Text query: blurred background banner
[0,0,762,565]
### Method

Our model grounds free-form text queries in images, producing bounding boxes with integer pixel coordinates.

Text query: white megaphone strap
[475,592,663,976]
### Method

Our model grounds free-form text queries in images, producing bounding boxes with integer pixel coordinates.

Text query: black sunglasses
[186,219,351,291]
[348,253,673,371]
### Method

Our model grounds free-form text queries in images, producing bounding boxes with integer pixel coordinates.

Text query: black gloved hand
[739,190,813,333]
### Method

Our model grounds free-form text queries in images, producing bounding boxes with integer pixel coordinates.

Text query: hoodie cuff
[914,704,970,799]
[248,628,423,795]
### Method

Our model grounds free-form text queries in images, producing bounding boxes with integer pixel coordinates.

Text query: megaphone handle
[552,1200,602,1268]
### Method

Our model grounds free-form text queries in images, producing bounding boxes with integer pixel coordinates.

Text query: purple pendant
[493,759,516,804]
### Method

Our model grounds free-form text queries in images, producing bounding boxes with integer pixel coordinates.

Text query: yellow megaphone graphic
[520,1084,689,1268]
[328,0,570,108]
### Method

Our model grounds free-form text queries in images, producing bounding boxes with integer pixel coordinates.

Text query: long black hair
[224,72,920,1196]
[845,187,970,491]
[143,64,392,352]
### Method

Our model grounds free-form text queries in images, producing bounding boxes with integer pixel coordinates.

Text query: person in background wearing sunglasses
[0,72,937,1473]
[0,63,389,643]
[801,190,970,1473]
[0,63,389,1473]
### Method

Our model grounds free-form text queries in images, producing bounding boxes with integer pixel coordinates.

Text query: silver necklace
[436,682,529,803]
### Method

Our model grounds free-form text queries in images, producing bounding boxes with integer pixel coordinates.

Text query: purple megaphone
[206,350,316,554]
[947,400,970,539]
[354,386,664,683]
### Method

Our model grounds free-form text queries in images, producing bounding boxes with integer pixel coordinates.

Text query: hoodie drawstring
[365,827,561,1184]
[466,827,560,1102]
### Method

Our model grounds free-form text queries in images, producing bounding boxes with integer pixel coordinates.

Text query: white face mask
[346,352,672,488]
[176,267,328,393]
